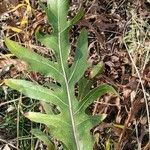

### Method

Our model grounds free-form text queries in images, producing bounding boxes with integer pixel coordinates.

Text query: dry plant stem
[17,95,22,149]
[95,101,119,107]
[143,141,150,150]
[135,120,141,150]
[86,0,96,14]
[117,109,132,150]
[78,0,83,9]
[4,15,44,40]
[142,48,150,73]
[118,90,140,149]
[0,97,25,107]
[92,98,100,115]
[35,139,40,150]
[0,138,19,150]
[124,42,150,140]
[30,123,34,149]
[141,28,150,74]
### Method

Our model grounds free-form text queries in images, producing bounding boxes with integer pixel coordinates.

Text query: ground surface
[0,0,150,150]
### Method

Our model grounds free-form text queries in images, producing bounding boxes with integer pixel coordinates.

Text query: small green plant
[4,0,116,149]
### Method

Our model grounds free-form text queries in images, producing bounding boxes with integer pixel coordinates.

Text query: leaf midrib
[24,82,69,107]
[9,42,64,78]
[57,1,80,149]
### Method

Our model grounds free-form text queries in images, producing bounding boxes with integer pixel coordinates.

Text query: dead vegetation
[0,0,150,149]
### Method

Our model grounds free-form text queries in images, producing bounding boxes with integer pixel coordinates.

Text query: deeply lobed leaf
[5,38,63,83]
[4,0,117,149]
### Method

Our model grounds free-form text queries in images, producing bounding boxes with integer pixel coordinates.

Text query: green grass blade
[31,129,55,150]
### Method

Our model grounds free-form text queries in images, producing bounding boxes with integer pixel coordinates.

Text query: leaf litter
[0,0,150,149]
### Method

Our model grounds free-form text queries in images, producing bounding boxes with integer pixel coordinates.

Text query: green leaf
[4,0,118,149]
[46,0,69,33]
[89,62,104,78]
[5,38,63,83]
[77,62,104,101]
[41,101,55,115]
[68,29,88,84]
[26,112,77,150]
[35,33,59,58]
[31,129,55,150]
[68,7,84,27]
[76,114,106,149]
[76,84,117,113]
[4,79,68,110]
[78,76,91,101]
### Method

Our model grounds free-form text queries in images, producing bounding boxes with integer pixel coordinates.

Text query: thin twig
[16,95,22,149]
[143,141,150,150]
[0,138,19,150]
[0,97,25,107]
[124,41,150,140]
[134,120,142,150]
[117,108,132,149]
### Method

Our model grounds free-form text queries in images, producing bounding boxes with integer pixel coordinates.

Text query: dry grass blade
[124,41,150,140]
